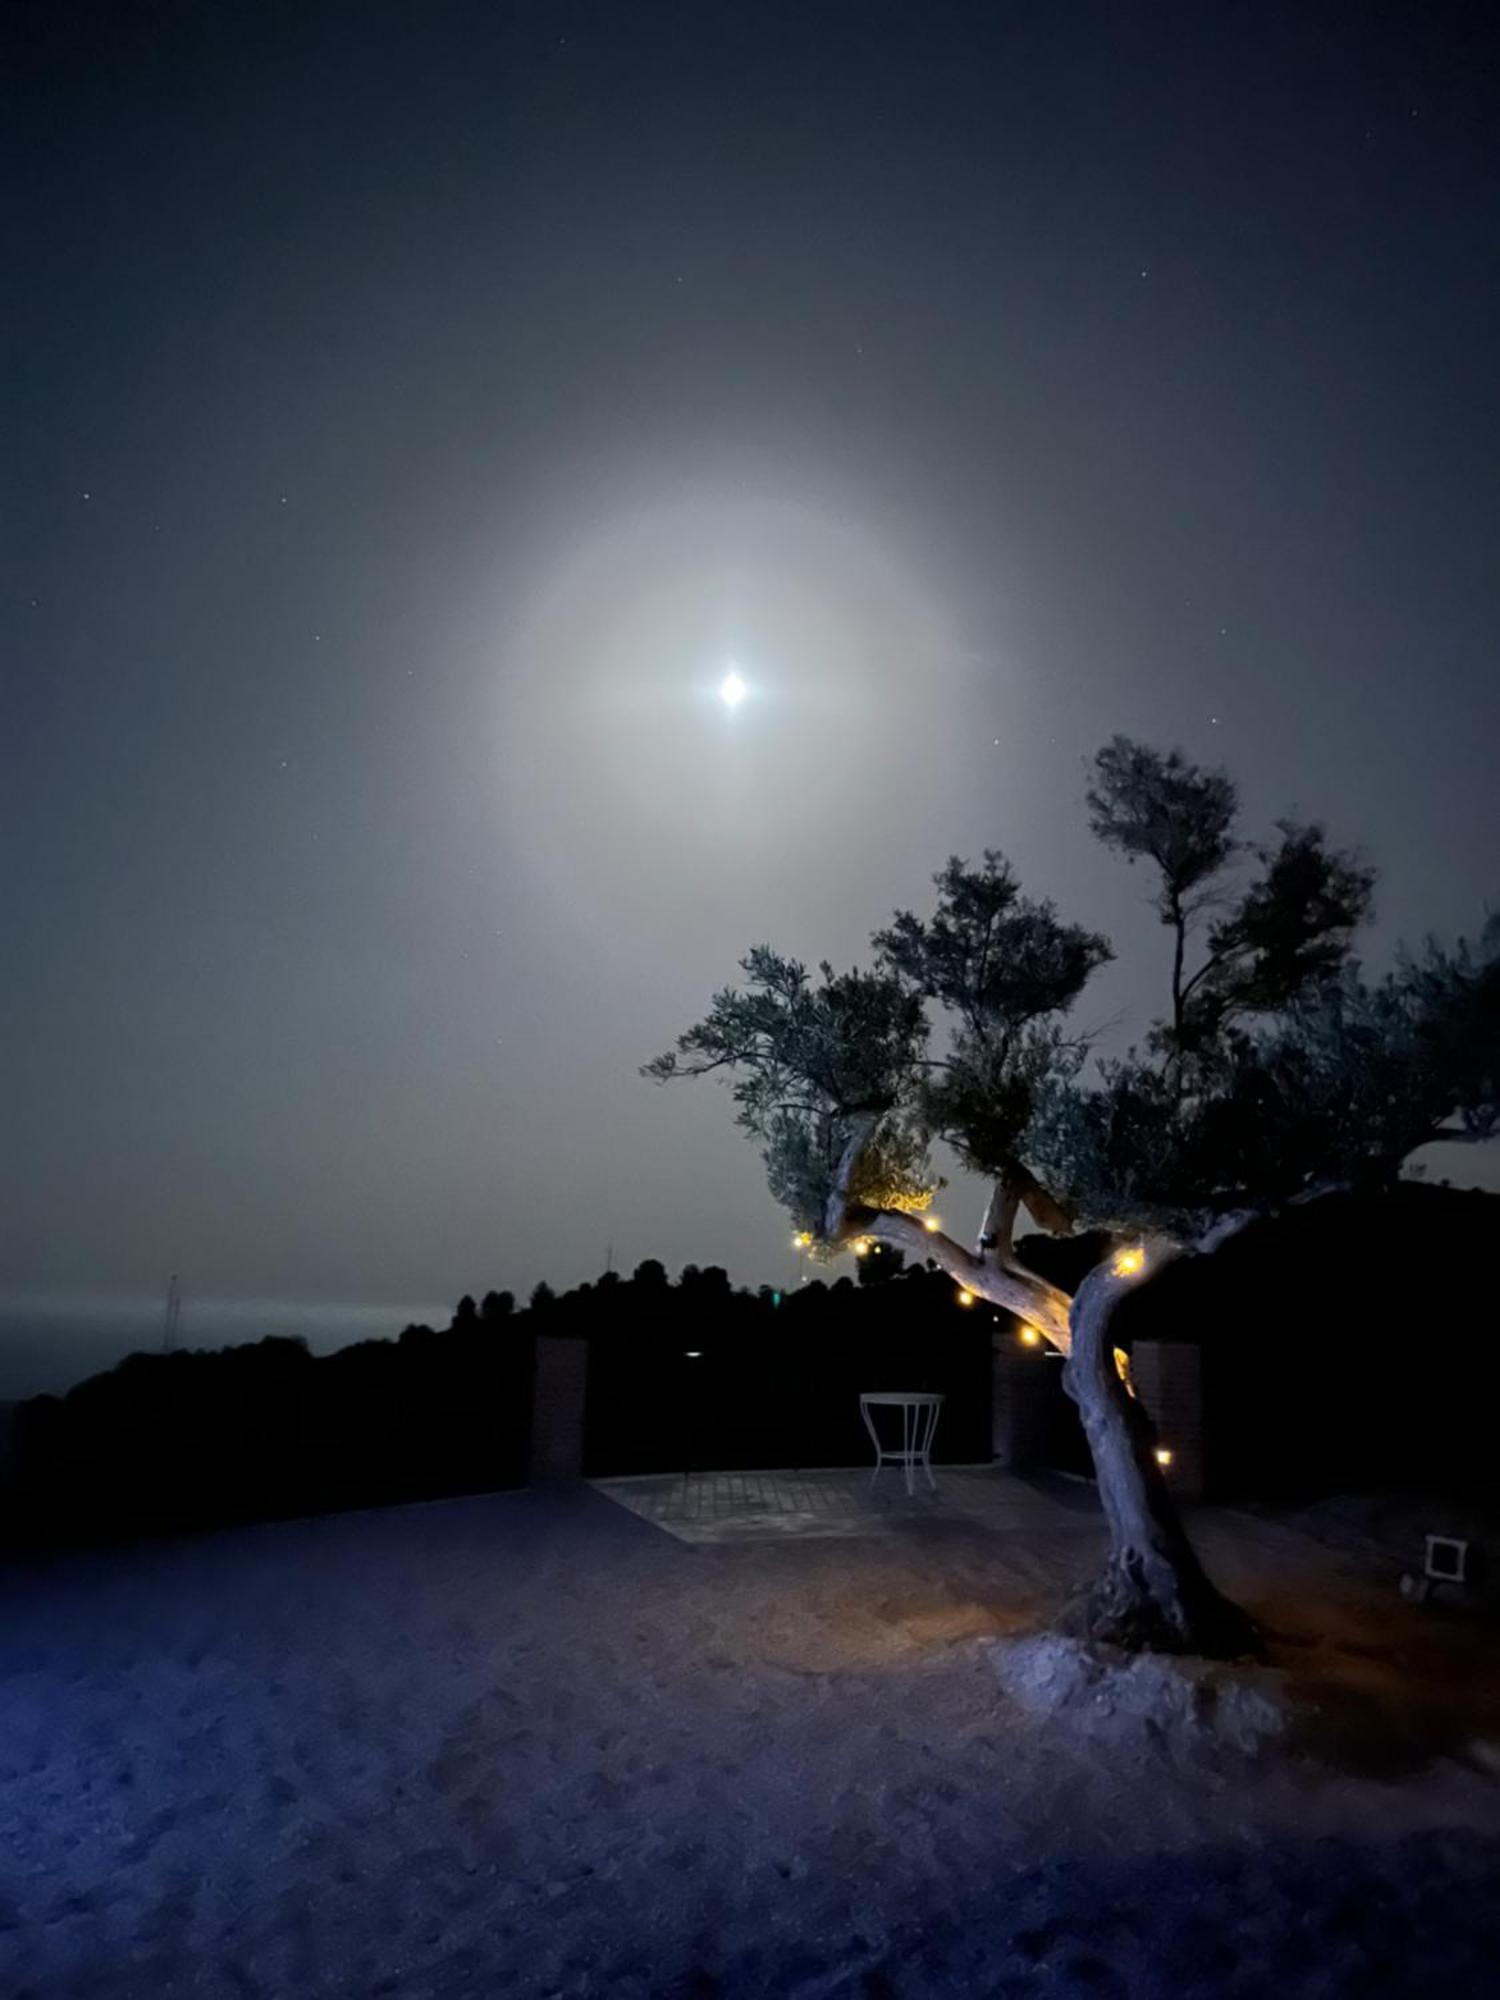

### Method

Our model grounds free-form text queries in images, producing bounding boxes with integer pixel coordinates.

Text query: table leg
[859,1397,883,1485]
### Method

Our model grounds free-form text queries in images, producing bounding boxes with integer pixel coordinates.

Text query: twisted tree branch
[824,1122,1073,1350]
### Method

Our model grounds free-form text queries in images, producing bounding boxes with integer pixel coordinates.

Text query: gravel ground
[3,1483,1498,1997]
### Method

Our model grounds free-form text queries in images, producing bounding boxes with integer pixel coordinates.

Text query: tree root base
[1058,1560,1264,1662]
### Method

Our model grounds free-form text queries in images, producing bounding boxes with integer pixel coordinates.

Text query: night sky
[6,3,1498,1334]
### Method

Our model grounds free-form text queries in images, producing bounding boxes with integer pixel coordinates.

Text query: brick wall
[991,1334,1054,1470]
[1130,1340,1205,1498]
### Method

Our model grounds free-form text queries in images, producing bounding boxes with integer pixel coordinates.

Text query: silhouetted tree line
[3,1181,1493,1547]
[0,1252,994,1546]
[1107,1180,1500,1499]
[2,1296,533,1547]
[570,1185,1497,1495]
[1011,1181,1500,1497]
[576,1251,996,1477]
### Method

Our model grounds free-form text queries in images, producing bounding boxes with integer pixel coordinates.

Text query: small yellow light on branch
[1113,1246,1146,1278]
[923,1216,941,1233]
[957,1288,974,1307]
[852,1238,870,1257]
[1154,1446,1174,1468]
[792,1231,812,1249]
[1019,1325,1041,1347]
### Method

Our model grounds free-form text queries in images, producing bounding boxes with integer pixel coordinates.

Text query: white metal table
[859,1391,945,1496]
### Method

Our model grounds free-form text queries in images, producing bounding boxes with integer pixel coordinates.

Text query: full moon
[719,668,747,709]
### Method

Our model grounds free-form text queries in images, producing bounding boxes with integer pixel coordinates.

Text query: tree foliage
[650,737,1495,1255]
[1170,821,1375,1053]
[1086,736,1238,919]
[644,948,935,1232]
[874,852,1111,1183]
[874,852,1111,1035]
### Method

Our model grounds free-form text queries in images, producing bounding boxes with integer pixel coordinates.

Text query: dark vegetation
[1122,1181,1500,1499]
[6,1180,1497,1551]
[4,1294,532,1548]
[581,1253,993,1476]
[0,1255,993,1548]
[1020,1181,1500,1498]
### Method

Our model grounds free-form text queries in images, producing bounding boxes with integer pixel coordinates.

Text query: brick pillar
[1130,1340,1205,1498]
[529,1335,589,1484]
[991,1333,1052,1470]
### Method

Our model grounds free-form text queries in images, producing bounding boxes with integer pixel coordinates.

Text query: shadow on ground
[686,1827,1500,2000]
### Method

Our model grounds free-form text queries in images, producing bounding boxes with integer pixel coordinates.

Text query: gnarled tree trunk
[830,1135,1257,1658]
[1060,1256,1258,1657]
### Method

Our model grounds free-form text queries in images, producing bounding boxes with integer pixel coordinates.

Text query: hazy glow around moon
[493,486,960,961]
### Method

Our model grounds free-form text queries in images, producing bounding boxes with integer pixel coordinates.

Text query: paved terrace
[593,1463,1106,1552]
[589,1462,1429,1624]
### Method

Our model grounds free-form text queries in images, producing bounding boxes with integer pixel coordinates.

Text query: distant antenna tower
[163,1273,181,1354]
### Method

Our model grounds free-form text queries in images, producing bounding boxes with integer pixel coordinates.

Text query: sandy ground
[4,1479,1499,1998]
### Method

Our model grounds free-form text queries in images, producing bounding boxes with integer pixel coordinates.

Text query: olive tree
[647,738,1497,1655]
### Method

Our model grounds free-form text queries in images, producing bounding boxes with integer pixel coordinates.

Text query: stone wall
[529,1335,589,1484]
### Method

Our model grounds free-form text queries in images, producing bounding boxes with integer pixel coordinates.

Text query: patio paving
[592,1462,1107,1552]
[589,1462,1382,1619]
